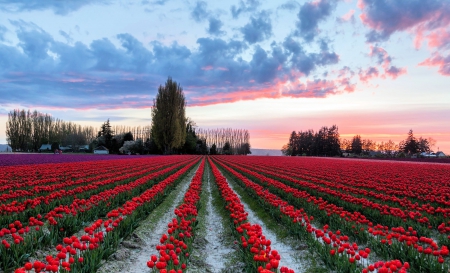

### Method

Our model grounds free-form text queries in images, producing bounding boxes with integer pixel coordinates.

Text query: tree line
[5,77,252,155]
[6,109,96,152]
[196,128,250,155]
[283,127,437,157]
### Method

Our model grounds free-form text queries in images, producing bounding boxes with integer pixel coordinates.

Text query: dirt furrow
[187,169,237,273]
[225,177,308,273]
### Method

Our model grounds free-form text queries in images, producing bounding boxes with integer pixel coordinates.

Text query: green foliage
[399,129,419,155]
[123,132,133,142]
[283,125,341,156]
[98,119,114,150]
[182,120,198,154]
[351,135,362,154]
[222,141,231,155]
[210,143,217,155]
[144,137,161,154]
[240,142,251,155]
[151,77,187,154]
[51,142,59,152]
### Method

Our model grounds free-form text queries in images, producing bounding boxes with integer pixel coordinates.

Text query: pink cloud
[384,66,407,79]
[359,67,379,83]
[189,74,356,106]
[359,46,407,82]
[341,9,355,22]
[419,53,450,76]
[201,66,229,71]
[358,0,450,52]
[62,78,85,83]
[426,29,450,49]
[201,65,214,71]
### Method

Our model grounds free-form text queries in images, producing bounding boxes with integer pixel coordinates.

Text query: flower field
[1,155,449,273]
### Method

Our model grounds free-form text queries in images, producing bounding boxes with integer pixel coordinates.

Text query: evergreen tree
[223,142,231,155]
[98,119,114,150]
[351,135,362,154]
[210,143,217,155]
[241,143,251,155]
[151,77,186,154]
[400,129,419,155]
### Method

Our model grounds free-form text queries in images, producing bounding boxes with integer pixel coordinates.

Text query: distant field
[350,156,450,164]
[0,153,157,166]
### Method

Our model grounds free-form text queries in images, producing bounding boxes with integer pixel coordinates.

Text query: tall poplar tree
[151,77,186,154]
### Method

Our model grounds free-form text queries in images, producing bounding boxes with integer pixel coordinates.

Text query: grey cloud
[295,0,337,42]
[360,0,450,43]
[241,11,272,44]
[231,0,260,19]
[283,36,339,75]
[207,18,225,36]
[59,30,73,43]
[191,1,208,23]
[0,25,7,41]
[0,0,112,15]
[0,21,344,109]
[278,1,299,11]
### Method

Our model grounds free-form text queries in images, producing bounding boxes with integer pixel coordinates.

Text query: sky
[0,0,449,152]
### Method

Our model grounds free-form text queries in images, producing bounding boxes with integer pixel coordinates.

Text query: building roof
[94,146,109,151]
[39,144,52,150]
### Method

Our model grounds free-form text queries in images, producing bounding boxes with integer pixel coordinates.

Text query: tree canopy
[283,125,341,156]
[151,77,187,154]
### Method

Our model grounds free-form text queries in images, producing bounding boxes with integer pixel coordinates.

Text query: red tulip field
[1,155,449,273]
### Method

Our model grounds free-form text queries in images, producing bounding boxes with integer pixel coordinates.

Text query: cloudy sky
[0,0,449,151]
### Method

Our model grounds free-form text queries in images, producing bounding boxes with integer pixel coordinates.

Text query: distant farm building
[39,144,52,151]
[94,146,109,154]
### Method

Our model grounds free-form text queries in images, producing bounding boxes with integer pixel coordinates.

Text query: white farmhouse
[94,146,109,154]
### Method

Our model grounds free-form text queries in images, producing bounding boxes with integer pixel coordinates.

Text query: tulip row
[213,156,449,273]
[13,156,201,273]
[211,157,374,273]
[147,158,205,273]
[208,158,294,273]
[1,156,198,272]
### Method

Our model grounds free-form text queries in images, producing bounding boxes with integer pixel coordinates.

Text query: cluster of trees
[150,77,251,155]
[399,130,436,155]
[112,125,151,142]
[196,128,251,155]
[282,125,341,156]
[283,127,437,157]
[340,130,435,156]
[6,109,96,152]
[340,136,399,156]
[91,119,154,155]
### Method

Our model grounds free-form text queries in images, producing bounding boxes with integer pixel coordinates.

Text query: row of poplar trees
[6,109,96,152]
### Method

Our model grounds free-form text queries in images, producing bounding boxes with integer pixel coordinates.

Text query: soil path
[225,177,307,273]
[96,167,198,273]
[187,169,236,273]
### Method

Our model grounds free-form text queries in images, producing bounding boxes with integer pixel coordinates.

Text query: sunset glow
[0,0,449,152]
